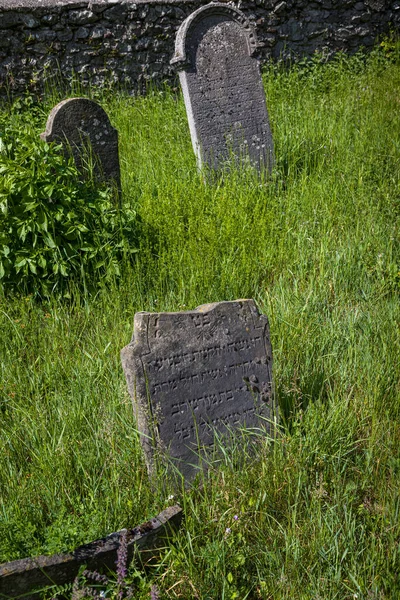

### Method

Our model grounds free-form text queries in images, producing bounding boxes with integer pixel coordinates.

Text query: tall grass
[0,46,399,598]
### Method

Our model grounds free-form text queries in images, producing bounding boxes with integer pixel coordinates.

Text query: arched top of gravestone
[41,98,117,144]
[171,2,259,70]
[40,97,121,191]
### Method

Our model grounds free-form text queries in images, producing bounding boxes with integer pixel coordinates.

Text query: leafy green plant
[380,30,400,61]
[0,98,139,297]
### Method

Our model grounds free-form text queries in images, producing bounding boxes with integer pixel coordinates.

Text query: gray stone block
[0,11,22,28]
[56,28,73,41]
[68,9,100,25]
[40,12,59,25]
[121,300,276,482]
[21,13,40,28]
[33,28,56,41]
[365,0,386,10]
[104,3,128,22]
[75,26,89,39]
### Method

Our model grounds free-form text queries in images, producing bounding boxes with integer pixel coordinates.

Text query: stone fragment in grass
[0,506,182,600]
[121,299,276,482]
[40,97,121,192]
[171,3,274,174]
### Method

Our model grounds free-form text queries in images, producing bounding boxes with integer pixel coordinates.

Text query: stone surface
[171,3,274,173]
[40,98,121,189]
[0,506,182,600]
[0,1,116,6]
[0,1,398,98]
[121,300,275,481]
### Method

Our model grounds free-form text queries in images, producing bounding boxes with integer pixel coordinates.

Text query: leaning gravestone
[171,3,274,173]
[40,98,121,191]
[121,300,275,481]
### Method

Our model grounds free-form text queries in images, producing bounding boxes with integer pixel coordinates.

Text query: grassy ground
[0,46,399,598]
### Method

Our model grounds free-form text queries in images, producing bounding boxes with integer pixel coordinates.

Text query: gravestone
[121,300,275,481]
[171,3,274,173]
[0,506,182,600]
[40,98,121,191]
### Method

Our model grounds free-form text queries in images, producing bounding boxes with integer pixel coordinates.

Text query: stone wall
[0,0,398,97]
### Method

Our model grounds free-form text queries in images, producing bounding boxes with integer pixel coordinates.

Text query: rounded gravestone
[41,98,120,190]
[171,2,274,174]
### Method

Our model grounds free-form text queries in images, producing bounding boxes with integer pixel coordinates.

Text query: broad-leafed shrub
[0,98,139,297]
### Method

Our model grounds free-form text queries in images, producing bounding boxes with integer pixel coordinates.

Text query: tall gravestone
[121,300,275,482]
[40,98,121,191]
[171,3,274,174]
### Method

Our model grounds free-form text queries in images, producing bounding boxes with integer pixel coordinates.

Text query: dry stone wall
[0,0,398,97]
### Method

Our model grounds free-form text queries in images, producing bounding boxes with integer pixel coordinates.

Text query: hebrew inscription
[171,3,274,174]
[121,300,274,481]
[41,98,121,190]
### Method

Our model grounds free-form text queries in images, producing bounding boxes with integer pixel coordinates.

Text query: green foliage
[380,30,400,62]
[0,98,139,297]
[0,46,399,599]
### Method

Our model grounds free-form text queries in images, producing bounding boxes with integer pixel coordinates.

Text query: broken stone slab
[40,97,121,193]
[121,299,276,482]
[171,3,275,174]
[0,505,182,600]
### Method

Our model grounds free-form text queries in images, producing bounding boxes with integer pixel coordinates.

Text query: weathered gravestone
[171,3,274,174]
[121,300,275,482]
[0,506,182,600]
[40,98,121,190]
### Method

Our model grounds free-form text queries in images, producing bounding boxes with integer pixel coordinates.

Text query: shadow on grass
[276,368,328,431]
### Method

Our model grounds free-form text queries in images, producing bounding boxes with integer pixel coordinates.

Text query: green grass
[0,46,399,599]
